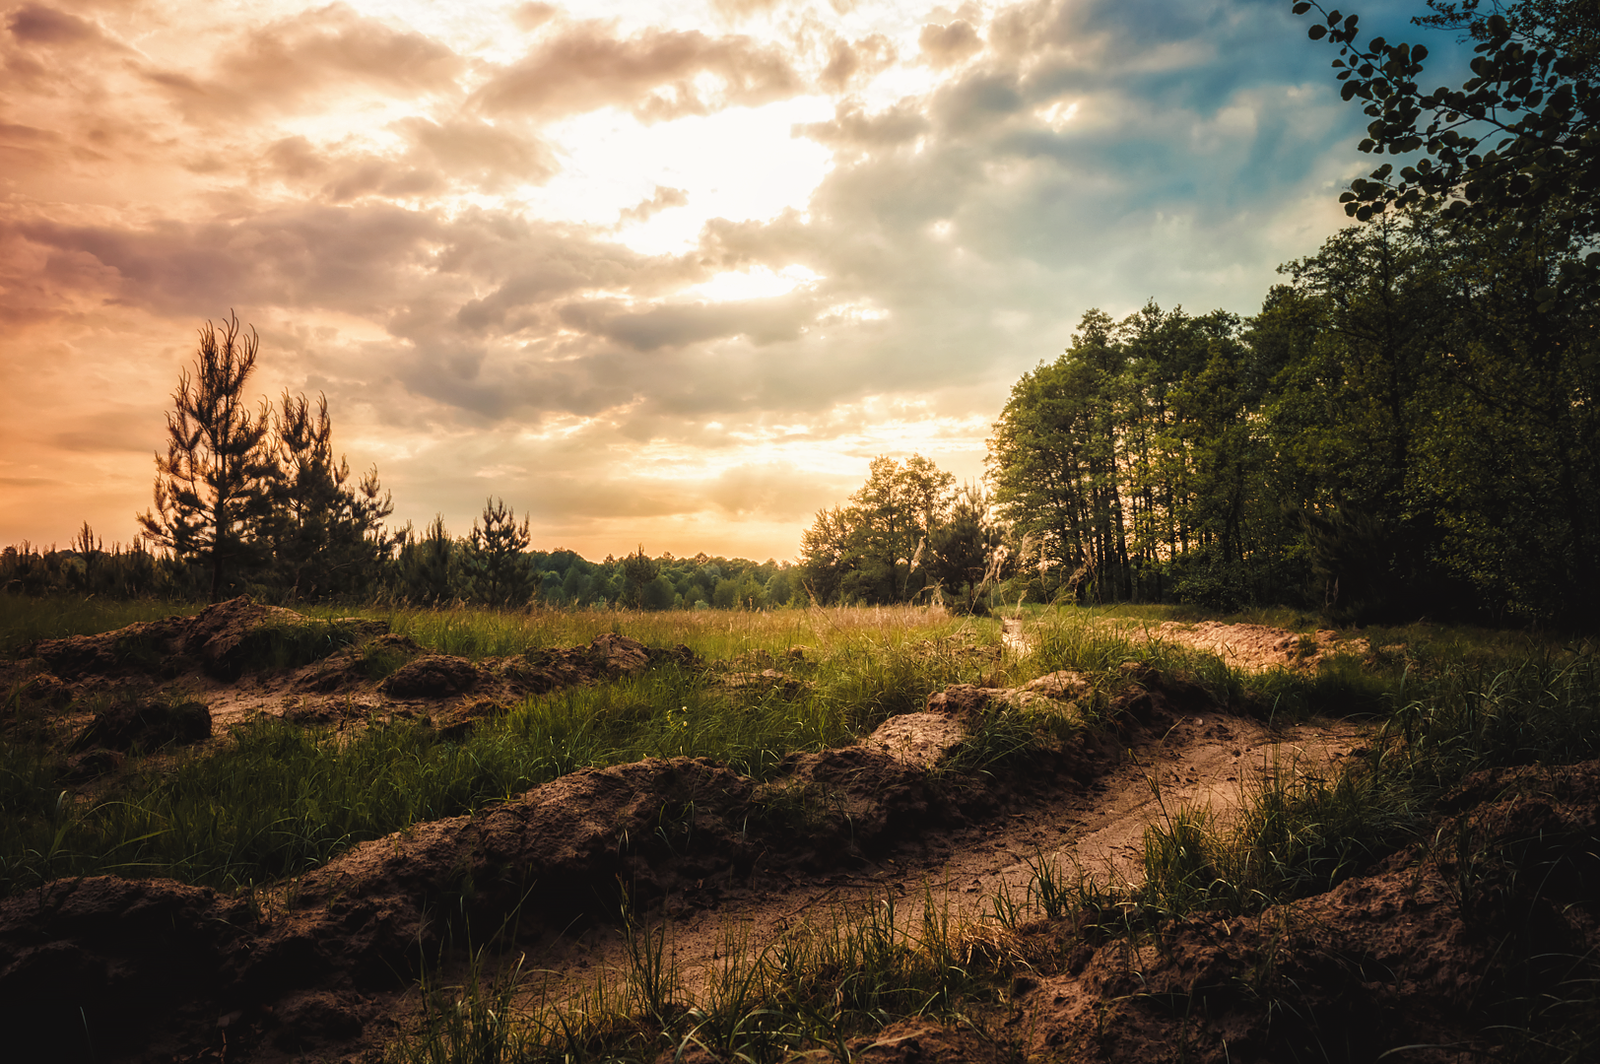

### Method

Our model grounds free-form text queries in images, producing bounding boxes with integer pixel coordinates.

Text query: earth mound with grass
[27,595,384,681]
[0,669,1103,1063]
[1016,758,1600,1062]
[1149,621,1356,672]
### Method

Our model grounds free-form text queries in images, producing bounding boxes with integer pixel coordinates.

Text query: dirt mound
[69,696,211,752]
[380,653,481,698]
[0,877,256,1064]
[866,712,969,768]
[0,673,1120,1063]
[499,632,664,695]
[1017,759,1600,1062]
[718,667,811,697]
[27,597,385,682]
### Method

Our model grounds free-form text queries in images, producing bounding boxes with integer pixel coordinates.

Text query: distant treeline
[0,519,803,611]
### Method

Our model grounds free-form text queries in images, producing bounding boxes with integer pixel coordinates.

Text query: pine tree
[265,392,395,599]
[462,498,533,605]
[138,313,274,602]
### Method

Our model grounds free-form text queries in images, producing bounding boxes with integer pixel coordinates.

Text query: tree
[797,455,957,604]
[926,483,1005,613]
[138,313,274,602]
[264,391,395,599]
[397,515,455,603]
[462,498,533,605]
[987,311,1133,602]
[1296,0,1598,304]
[621,546,660,608]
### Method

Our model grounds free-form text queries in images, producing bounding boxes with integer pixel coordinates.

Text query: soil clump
[1015,758,1600,1061]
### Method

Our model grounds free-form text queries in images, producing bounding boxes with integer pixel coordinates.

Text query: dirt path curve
[506,706,1367,1010]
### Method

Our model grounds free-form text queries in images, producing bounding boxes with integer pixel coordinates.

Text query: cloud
[510,3,560,32]
[6,4,113,46]
[473,22,801,121]
[705,461,846,518]
[819,33,895,90]
[619,185,689,224]
[918,20,983,67]
[558,295,813,351]
[257,119,555,201]
[145,3,464,123]
[0,0,1440,559]
[795,99,928,149]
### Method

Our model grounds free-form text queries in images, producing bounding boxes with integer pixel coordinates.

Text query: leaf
[1309,25,1327,40]
[1292,1,1311,12]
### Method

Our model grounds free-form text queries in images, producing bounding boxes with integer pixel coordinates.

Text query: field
[1,596,1597,1063]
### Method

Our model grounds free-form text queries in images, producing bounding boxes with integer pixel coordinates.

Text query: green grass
[1106,633,1600,936]
[0,606,1008,895]
[10,595,1599,1060]
[388,889,1016,1064]
[0,596,201,655]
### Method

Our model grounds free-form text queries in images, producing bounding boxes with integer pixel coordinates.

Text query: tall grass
[389,888,1013,1064]
[0,608,1007,896]
[0,596,201,656]
[1126,644,1600,921]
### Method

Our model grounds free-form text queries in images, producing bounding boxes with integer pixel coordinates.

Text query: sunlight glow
[688,265,821,302]
[1037,101,1080,131]
[526,98,835,253]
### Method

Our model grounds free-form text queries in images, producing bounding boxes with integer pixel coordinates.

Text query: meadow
[3,596,1598,1062]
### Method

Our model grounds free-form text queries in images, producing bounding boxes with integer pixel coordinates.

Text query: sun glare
[687,265,821,302]
[525,97,834,253]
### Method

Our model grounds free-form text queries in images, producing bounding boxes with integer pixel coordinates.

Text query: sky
[0,0,1458,563]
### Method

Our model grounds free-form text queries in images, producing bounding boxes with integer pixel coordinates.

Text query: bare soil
[2,602,1592,1063]
[1145,620,1363,672]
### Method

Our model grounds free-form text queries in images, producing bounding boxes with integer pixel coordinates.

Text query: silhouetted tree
[264,391,395,599]
[397,515,455,604]
[138,313,273,602]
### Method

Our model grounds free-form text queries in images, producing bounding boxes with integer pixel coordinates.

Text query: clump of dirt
[494,631,676,696]
[380,653,480,698]
[28,596,381,682]
[69,695,211,752]
[1014,759,1600,1062]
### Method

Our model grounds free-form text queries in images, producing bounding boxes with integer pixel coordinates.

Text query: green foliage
[620,546,660,609]
[926,483,1005,614]
[988,204,1600,624]
[461,499,534,607]
[799,454,963,605]
[262,391,395,600]
[1299,0,1600,279]
[129,314,397,604]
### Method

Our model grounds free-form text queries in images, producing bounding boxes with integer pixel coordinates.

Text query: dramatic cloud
[0,0,1457,559]
[473,22,802,121]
